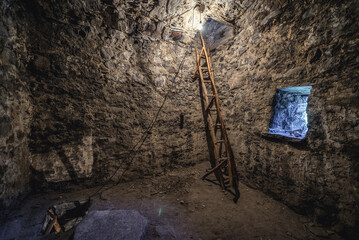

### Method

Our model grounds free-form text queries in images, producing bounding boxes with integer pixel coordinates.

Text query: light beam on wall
[198,20,203,31]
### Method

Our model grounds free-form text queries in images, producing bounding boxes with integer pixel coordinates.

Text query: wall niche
[268,86,312,140]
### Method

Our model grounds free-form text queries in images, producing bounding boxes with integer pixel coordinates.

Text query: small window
[269,86,312,139]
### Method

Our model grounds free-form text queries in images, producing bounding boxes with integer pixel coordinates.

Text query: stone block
[74,210,148,240]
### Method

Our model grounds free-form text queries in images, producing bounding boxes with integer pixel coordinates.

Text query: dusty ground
[0,162,343,240]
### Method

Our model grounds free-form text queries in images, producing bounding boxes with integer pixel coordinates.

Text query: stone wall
[0,0,32,208]
[209,0,359,237]
[1,0,209,209]
[20,0,207,184]
[1,0,358,238]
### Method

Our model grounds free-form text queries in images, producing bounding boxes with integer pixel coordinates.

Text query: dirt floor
[0,162,344,240]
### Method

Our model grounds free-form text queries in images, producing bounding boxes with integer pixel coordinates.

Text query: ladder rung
[205,98,215,112]
[203,80,211,83]
[206,94,215,97]
[205,106,216,112]
[218,157,228,161]
[215,140,225,144]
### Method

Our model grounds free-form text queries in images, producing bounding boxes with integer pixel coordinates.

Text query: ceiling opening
[199,18,234,50]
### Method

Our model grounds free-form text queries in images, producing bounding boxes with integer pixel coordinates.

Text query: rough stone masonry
[0,0,358,238]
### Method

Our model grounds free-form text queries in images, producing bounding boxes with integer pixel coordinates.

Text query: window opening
[268,86,312,139]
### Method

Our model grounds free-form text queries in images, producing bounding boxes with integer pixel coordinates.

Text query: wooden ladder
[192,33,240,202]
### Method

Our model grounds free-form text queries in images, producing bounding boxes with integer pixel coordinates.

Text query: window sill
[260,133,309,150]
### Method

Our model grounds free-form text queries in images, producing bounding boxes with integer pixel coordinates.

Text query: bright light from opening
[198,23,203,31]
[198,20,203,31]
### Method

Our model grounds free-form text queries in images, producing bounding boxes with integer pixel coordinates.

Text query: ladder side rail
[196,33,240,201]
[199,68,225,189]
[195,47,199,70]
[200,37,231,166]
[202,36,239,194]
[197,69,224,187]
[199,33,227,142]
[201,38,234,168]
[199,68,220,165]
[203,48,230,176]
[193,47,205,78]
